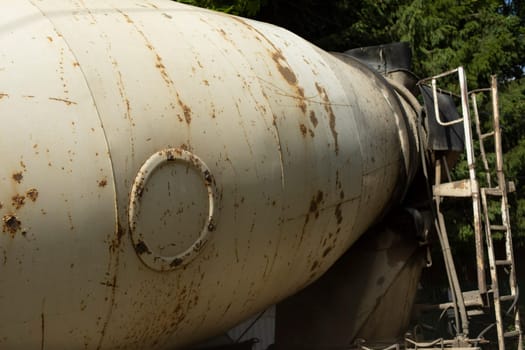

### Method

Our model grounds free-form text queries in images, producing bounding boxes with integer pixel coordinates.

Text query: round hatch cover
[128,148,217,271]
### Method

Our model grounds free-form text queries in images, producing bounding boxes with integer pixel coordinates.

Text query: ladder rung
[433,180,471,197]
[495,259,512,266]
[467,309,485,316]
[481,131,495,139]
[482,182,516,196]
[504,330,521,338]
[490,224,508,231]
[500,294,517,302]
[483,187,503,196]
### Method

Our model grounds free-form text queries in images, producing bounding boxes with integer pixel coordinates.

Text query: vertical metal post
[458,67,486,296]
[471,92,492,188]
[491,76,504,183]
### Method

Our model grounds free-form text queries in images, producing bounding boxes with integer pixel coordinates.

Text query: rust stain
[297,87,307,113]
[0,93,9,99]
[12,172,23,184]
[41,312,45,350]
[46,36,53,42]
[270,50,307,113]
[135,240,150,255]
[175,93,192,124]
[453,181,468,189]
[11,194,25,210]
[109,222,126,253]
[170,258,183,268]
[0,202,2,210]
[26,188,39,202]
[3,215,21,236]
[272,51,297,85]
[122,11,133,24]
[299,123,307,137]
[48,97,77,105]
[154,54,173,85]
[322,246,332,257]
[116,9,174,87]
[334,203,343,225]
[310,111,318,127]
[315,82,339,155]
[98,179,108,188]
[309,190,324,217]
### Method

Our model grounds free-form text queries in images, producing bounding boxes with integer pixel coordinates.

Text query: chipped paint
[2,215,21,236]
[11,194,25,210]
[12,172,23,184]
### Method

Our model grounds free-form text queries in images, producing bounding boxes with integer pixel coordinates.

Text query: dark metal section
[344,42,412,74]
[419,85,465,152]
[274,210,427,349]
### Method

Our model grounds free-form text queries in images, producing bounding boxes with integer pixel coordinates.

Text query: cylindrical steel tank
[0,1,418,349]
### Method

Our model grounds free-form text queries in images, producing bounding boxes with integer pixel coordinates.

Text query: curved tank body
[0,1,418,349]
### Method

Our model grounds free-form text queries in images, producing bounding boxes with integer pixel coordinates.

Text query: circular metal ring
[128,148,217,271]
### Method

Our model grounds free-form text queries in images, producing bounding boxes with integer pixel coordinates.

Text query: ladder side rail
[490,76,523,348]
[481,189,506,350]
[458,67,487,296]
[470,92,492,187]
[434,159,467,336]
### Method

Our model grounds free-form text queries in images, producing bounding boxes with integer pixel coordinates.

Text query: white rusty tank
[0,0,418,349]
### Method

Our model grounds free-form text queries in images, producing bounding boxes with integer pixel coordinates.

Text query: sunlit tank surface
[0,1,418,349]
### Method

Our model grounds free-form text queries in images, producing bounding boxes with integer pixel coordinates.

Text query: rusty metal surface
[0,0,419,349]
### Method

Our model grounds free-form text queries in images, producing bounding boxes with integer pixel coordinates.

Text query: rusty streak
[309,110,318,127]
[48,97,77,105]
[41,313,45,350]
[299,123,307,137]
[26,189,39,202]
[315,83,339,154]
[272,51,297,85]
[177,95,192,124]
[323,246,333,257]
[334,203,343,225]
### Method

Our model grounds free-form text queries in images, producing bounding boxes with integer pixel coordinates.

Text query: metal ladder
[420,68,522,349]
[470,76,523,350]
[420,67,485,340]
